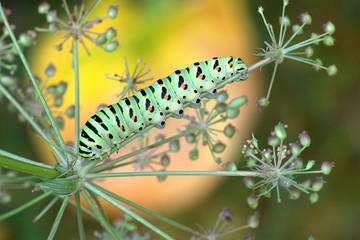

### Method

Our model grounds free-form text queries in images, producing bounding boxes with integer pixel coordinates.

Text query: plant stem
[0,4,68,165]
[86,170,260,179]
[47,196,69,240]
[73,39,80,156]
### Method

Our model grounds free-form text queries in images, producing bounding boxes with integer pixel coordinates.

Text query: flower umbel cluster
[256,0,337,107]
[242,123,333,208]
[36,0,119,54]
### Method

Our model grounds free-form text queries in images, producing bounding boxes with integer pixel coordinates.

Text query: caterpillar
[79,56,248,160]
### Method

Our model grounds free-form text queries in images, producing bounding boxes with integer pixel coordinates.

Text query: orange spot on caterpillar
[107,133,110,137]
[131,115,136,120]
[198,74,204,79]
[147,106,153,112]
[86,138,89,141]
[120,125,124,131]
[181,83,186,89]
[195,63,199,67]
[113,113,116,117]
[98,122,102,125]
[176,73,181,76]
[164,94,169,100]
[94,145,97,148]
[228,62,233,67]
[143,95,147,98]
[93,117,97,120]
[215,66,220,71]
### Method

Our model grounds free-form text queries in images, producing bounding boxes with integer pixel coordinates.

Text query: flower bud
[228,96,247,109]
[107,5,118,19]
[56,81,67,96]
[305,160,315,170]
[292,24,303,34]
[46,10,57,23]
[224,161,237,171]
[96,34,107,45]
[312,178,324,191]
[294,158,304,169]
[189,149,198,160]
[274,123,287,140]
[48,22,58,34]
[247,213,260,228]
[289,188,300,200]
[314,58,323,71]
[185,133,196,143]
[55,116,64,129]
[226,108,239,119]
[105,40,119,52]
[155,134,165,143]
[243,176,255,189]
[19,33,35,47]
[290,142,301,155]
[256,97,270,107]
[311,33,320,45]
[246,158,257,168]
[215,103,227,113]
[279,16,290,26]
[157,170,167,182]
[216,91,228,103]
[105,27,117,41]
[214,157,222,164]
[299,131,311,147]
[213,141,226,153]
[65,105,75,118]
[160,155,170,167]
[267,135,280,147]
[327,65,338,76]
[224,124,236,138]
[38,2,50,14]
[45,63,56,77]
[54,96,63,107]
[323,36,335,46]
[300,13,312,25]
[323,21,335,35]
[247,194,259,209]
[220,208,232,222]
[169,139,180,152]
[302,179,311,188]
[305,46,314,58]
[0,75,18,90]
[321,161,333,175]
[309,192,319,204]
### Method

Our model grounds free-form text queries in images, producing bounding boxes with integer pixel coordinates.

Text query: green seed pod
[96,34,107,45]
[215,103,227,113]
[314,58,323,71]
[300,12,312,25]
[243,176,255,189]
[216,91,228,103]
[246,158,257,168]
[220,208,233,222]
[274,123,287,140]
[327,65,338,76]
[169,139,180,152]
[54,96,63,107]
[312,178,324,192]
[321,161,333,175]
[0,75,18,90]
[213,141,226,153]
[305,46,314,58]
[289,188,300,200]
[160,155,170,167]
[302,179,311,188]
[224,161,237,171]
[185,133,196,143]
[226,108,239,119]
[18,33,34,47]
[48,22,59,34]
[299,131,311,147]
[105,27,117,41]
[55,116,64,129]
[309,192,319,204]
[224,124,236,138]
[290,142,301,155]
[107,5,118,19]
[189,149,199,160]
[38,2,50,14]
[157,174,167,182]
[46,10,57,23]
[247,194,259,209]
[56,81,68,96]
[155,134,165,143]
[323,36,335,46]
[45,63,56,77]
[247,213,260,228]
[268,135,280,147]
[292,24,303,34]
[104,40,119,52]
[228,95,247,109]
[213,157,222,164]
[323,21,335,35]
[256,97,270,107]
[305,160,315,170]
[65,105,75,118]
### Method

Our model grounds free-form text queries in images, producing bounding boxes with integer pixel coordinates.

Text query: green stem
[73,39,80,155]
[265,63,278,100]
[74,192,86,240]
[90,183,200,236]
[47,196,70,240]
[248,58,272,72]
[85,182,175,240]
[0,192,52,221]
[33,196,59,223]
[0,150,59,178]
[87,170,260,179]
[0,5,67,164]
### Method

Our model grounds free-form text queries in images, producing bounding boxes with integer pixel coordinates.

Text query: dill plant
[0,1,336,239]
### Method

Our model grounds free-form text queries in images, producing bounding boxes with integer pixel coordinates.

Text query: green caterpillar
[79,56,248,160]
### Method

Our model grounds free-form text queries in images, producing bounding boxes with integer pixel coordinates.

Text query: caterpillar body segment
[79,56,248,160]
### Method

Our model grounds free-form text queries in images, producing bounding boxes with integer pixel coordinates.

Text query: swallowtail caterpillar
[79,56,248,160]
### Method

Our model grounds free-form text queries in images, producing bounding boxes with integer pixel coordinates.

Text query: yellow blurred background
[0,0,359,239]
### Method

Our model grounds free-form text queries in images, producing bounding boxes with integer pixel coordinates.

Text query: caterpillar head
[233,57,249,81]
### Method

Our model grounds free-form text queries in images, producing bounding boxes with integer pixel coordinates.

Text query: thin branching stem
[47,196,69,240]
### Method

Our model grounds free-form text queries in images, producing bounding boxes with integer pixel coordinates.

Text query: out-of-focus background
[0,0,359,239]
